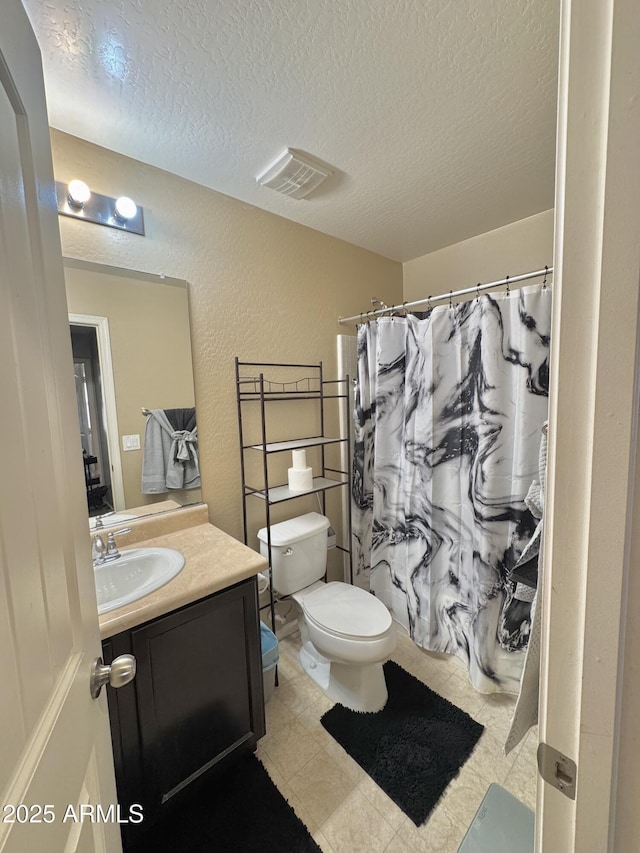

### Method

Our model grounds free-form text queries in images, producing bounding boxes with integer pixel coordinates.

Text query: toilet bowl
[292,580,396,711]
[257,513,396,712]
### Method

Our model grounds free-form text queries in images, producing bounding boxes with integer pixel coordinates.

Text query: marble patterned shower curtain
[352,285,552,693]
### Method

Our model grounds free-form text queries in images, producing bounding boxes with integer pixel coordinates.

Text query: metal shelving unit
[235,359,353,678]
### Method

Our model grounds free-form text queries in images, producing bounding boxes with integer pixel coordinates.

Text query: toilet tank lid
[257,512,330,547]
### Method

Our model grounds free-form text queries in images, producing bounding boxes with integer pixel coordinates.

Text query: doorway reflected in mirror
[71,324,113,512]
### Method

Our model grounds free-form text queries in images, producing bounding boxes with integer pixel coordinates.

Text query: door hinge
[537,742,577,800]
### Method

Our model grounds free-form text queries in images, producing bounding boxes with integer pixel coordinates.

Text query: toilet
[257,512,396,712]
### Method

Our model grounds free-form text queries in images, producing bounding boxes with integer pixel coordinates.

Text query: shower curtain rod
[337,266,553,325]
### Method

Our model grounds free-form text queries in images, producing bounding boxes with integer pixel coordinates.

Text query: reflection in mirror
[64,258,202,528]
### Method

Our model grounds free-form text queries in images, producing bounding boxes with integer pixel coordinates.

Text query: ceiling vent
[256,148,331,199]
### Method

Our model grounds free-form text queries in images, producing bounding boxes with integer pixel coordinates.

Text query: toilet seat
[299,581,392,640]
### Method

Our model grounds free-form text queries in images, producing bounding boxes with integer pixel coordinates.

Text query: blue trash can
[260,622,279,703]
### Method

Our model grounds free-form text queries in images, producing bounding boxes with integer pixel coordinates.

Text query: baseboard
[275,618,299,640]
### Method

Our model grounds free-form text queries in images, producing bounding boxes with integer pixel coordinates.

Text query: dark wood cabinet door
[132,580,264,811]
[104,577,265,835]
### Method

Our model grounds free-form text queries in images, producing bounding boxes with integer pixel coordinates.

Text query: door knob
[90,654,136,699]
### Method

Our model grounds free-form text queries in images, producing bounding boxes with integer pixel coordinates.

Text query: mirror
[64,258,202,529]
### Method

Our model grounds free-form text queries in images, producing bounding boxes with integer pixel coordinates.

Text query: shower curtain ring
[476,283,481,302]
[505,275,510,295]
[448,290,453,310]
[543,265,548,288]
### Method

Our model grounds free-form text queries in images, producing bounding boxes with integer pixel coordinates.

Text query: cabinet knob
[90,654,137,699]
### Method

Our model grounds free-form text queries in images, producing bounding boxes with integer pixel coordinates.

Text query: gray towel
[164,407,196,432]
[505,421,548,754]
[141,409,200,494]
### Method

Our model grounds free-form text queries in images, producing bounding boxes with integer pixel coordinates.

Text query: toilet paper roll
[256,571,270,595]
[291,449,307,469]
[288,466,313,492]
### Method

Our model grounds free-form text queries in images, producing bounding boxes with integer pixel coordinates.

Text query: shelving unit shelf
[235,359,353,686]
[246,436,347,453]
[245,476,348,504]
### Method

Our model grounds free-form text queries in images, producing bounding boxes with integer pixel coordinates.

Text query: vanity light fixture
[114,196,137,222]
[67,179,91,208]
[55,181,145,236]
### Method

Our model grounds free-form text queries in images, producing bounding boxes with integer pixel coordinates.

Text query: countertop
[98,519,268,639]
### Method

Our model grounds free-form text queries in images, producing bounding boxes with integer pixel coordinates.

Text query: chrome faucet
[92,533,107,566]
[92,527,132,566]
[105,528,132,561]
[93,511,115,529]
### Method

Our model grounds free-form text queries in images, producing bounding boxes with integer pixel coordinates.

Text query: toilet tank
[257,512,330,595]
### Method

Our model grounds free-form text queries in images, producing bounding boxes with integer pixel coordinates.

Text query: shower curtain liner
[352,284,552,693]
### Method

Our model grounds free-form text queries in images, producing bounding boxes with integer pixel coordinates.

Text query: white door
[0,3,121,852]
[538,0,640,849]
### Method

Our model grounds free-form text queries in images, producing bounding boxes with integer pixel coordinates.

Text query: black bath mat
[321,660,484,826]
[131,753,320,853]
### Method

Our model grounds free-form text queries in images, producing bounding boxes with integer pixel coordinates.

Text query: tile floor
[256,623,537,853]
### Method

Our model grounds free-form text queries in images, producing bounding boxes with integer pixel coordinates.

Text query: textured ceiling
[24,0,559,262]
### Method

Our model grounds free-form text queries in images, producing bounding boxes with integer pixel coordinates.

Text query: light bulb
[67,179,91,208]
[114,196,137,221]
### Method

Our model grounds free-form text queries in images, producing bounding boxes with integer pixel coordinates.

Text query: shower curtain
[352,284,552,693]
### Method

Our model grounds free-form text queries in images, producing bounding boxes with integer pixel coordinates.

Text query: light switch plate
[122,434,141,451]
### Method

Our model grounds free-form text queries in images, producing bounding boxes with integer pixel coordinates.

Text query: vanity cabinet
[103,576,265,847]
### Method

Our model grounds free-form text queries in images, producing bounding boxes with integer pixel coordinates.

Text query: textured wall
[51,130,402,540]
[403,209,554,301]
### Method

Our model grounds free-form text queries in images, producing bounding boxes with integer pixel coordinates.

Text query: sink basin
[95,547,185,615]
